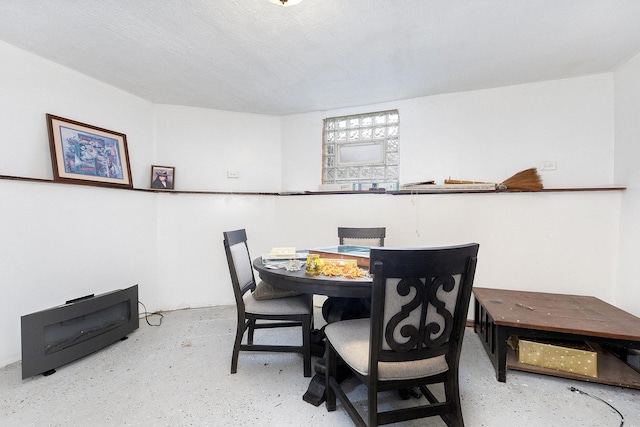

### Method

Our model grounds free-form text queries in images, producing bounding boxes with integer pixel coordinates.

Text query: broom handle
[445,178,493,184]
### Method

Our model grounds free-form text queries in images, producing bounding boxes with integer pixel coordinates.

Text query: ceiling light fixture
[269,0,302,7]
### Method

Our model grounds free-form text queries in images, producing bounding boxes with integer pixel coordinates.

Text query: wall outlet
[540,161,557,171]
[227,170,239,178]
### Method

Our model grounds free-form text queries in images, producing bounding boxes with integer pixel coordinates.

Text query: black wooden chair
[338,227,386,247]
[324,243,479,426]
[321,227,386,322]
[223,229,313,377]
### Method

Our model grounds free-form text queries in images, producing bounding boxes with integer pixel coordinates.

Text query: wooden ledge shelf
[0,174,626,195]
[389,186,626,195]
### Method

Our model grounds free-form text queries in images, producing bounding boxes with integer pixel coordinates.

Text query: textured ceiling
[1,0,640,115]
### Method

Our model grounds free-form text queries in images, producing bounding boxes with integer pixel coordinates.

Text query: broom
[445,168,543,191]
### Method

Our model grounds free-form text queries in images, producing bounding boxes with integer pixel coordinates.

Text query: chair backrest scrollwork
[369,244,479,365]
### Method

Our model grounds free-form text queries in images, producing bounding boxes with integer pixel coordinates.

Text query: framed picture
[150,165,175,190]
[46,114,133,188]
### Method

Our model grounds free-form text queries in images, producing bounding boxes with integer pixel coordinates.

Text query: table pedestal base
[303,355,353,406]
[302,375,326,406]
[303,297,370,406]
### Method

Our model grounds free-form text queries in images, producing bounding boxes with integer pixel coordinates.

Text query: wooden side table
[473,287,640,389]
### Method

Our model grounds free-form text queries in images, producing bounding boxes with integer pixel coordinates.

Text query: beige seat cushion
[325,318,449,381]
[244,292,310,315]
[252,281,302,300]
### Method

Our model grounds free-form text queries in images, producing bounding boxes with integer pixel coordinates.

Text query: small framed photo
[150,165,175,190]
[46,114,133,188]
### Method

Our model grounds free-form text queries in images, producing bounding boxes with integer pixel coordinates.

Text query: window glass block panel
[386,152,398,165]
[372,166,385,179]
[360,167,372,179]
[325,131,335,143]
[338,142,383,165]
[322,110,399,185]
[324,169,335,181]
[325,120,335,131]
[386,166,399,179]
[324,156,335,167]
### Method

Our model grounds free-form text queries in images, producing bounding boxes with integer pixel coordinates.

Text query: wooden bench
[473,287,640,389]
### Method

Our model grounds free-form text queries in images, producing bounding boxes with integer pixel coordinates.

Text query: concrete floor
[1,306,638,426]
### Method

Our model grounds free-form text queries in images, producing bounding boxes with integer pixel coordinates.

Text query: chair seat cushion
[252,281,303,300]
[325,318,449,381]
[244,292,310,315]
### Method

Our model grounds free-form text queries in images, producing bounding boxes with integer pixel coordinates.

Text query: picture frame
[150,165,175,190]
[46,114,133,189]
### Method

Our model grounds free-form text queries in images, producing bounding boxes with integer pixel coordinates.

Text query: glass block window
[323,110,399,189]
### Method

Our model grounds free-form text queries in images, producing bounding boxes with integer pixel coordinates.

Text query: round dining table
[252,257,372,299]
[253,256,372,406]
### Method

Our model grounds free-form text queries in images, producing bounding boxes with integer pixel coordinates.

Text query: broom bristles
[444,168,543,191]
[500,168,543,191]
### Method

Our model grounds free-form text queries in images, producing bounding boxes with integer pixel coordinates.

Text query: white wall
[0,39,634,369]
[0,41,155,187]
[614,52,640,316]
[280,112,324,190]
[153,105,282,192]
[154,193,279,310]
[281,74,615,191]
[0,41,157,366]
[0,180,158,368]
[273,191,621,298]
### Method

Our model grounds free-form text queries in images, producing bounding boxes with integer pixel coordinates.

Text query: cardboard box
[308,245,370,268]
[516,338,598,378]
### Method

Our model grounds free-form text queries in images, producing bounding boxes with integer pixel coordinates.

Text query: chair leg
[247,319,256,345]
[368,381,378,427]
[303,315,312,377]
[325,344,337,412]
[308,295,315,330]
[443,373,464,427]
[231,317,246,374]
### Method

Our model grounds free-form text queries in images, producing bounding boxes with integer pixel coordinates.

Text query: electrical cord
[138,301,164,326]
[569,386,624,426]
